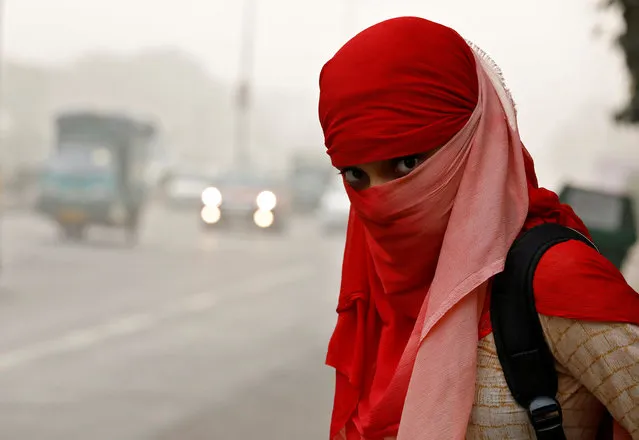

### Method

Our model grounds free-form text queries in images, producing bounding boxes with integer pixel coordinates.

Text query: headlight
[256,190,277,211]
[253,209,274,228]
[201,206,221,224]
[201,187,222,207]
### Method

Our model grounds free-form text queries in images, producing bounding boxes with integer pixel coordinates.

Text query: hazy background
[3,0,638,186]
[1,1,638,439]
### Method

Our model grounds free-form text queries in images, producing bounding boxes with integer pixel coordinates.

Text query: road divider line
[0,264,316,372]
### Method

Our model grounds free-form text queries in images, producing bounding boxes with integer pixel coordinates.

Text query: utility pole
[233,0,257,167]
[0,0,6,276]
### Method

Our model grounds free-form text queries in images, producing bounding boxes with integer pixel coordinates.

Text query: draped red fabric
[318,17,477,169]
[318,16,639,439]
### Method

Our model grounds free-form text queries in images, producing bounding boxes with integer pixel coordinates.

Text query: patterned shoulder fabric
[540,315,639,438]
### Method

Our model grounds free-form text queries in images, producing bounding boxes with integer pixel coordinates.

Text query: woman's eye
[342,168,364,183]
[340,168,369,190]
[395,155,424,175]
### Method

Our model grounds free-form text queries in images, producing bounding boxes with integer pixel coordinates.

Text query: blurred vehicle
[559,184,637,269]
[36,111,157,243]
[288,150,333,214]
[164,172,211,209]
[318,180,350,234]
[199,171,290,232]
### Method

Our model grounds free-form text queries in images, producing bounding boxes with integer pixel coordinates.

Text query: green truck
[37,111,157,244]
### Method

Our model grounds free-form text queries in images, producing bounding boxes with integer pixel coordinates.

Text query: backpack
[491,222,613,440]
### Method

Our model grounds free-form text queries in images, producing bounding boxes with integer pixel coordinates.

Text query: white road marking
[182,292,218,312]
[103,313,156,336]
[0,349,37,370]
[0,264,315,372]
[57,329,104,350]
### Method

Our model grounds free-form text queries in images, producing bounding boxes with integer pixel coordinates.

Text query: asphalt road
[0,205,347,440]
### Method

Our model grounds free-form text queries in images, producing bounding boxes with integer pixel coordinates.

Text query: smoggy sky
[3,0,634,187]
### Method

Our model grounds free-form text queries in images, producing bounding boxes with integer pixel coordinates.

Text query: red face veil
[317,16,630,440]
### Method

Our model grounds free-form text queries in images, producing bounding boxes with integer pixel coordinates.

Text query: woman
[318,17,639,440]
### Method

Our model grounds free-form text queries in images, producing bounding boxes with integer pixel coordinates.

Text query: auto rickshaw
[559,184,637,269]
[37,111,157,244]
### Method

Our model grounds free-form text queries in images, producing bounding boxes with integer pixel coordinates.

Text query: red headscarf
[319,16,639,440]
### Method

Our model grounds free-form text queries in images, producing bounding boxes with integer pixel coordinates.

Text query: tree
[608,0,639,122]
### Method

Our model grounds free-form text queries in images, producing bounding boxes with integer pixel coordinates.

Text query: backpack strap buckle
[529,396,564,437]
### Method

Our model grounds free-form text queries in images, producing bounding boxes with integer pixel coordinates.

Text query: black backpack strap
[490,223,597,440]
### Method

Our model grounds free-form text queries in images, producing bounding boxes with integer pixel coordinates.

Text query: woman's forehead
[347,160,386,171]
[336,148,442,170]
